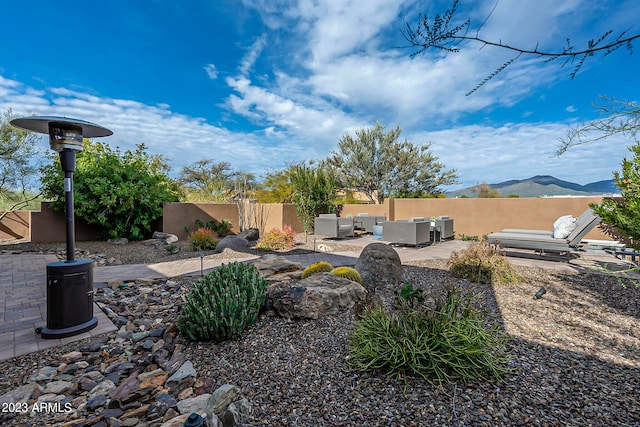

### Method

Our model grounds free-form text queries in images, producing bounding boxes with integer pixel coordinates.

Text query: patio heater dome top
[9,116,113,137]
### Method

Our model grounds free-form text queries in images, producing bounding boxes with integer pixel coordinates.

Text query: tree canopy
[178,159,234,202]
[325,123,458,204]
[0,109,41,216]
[590,141,640,249]
[40,141,182,240]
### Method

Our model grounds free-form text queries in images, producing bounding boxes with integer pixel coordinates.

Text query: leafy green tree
[178,160,234,202]
[255,167,295,203]
[40,141,182,240]
[0,109,41,218]
[290,163,337,234]
[326,122,458,204]
[590,142,640,249]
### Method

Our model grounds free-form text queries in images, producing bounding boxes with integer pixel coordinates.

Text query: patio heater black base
[39,317,98,339]
[39,259,98,339]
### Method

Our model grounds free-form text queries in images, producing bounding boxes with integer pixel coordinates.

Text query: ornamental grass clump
[255,225,297,250]
[177,262,268,342]
[347,284,510,386]
[448,241,522,285]
[301,261,334,279]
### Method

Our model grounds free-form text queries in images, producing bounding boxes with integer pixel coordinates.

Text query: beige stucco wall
[384,197,608,240]
[6,197,616,243]
[162,203,240,240]
[30,202,102,243]
[0,210,30,240]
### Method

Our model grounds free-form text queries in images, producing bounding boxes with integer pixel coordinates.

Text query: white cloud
[413,122,629,188]
[565,105,577,113]
[204,64,218,79]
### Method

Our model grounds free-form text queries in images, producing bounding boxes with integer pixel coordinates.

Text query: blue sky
[1,0,638,190]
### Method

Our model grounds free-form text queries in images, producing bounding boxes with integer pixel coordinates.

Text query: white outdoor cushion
[553,216,577,238]
[553,214,574,229]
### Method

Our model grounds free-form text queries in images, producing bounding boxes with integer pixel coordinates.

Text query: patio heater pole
[10,116,112,339]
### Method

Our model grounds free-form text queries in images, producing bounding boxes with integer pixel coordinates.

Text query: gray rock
[222,397,251,427]
[215,235,249,253]
[153,231,179,244]
[209,384,240,415]
[0,383,42,407]
[165,361,197,395]
[88,380,117,400]
[176,393,211,414]
[266,273,366,319]
[252,254,302,276]
[108,237,129,245]
[237,227,259,241]
[354,242,403,294]
[43,380,73,394]
[30,366,58,382]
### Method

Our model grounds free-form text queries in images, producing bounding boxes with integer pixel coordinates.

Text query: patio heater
[10,116,113,339]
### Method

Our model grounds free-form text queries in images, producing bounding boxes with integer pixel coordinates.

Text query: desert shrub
[448,241,522,285]
[255,225,297,250]
[348,285,509,385]
[39,141,182,240]
[189,227,219,251]
[301,261,334,279]
[329,266,362,283]
[185,218,234,237]
[177,262,268,342]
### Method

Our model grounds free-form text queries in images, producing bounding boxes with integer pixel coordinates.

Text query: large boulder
[266,273,367,319]
[251,255,302,279]
[354,243,403,294]
[237,228,260,241]
[215,236,249,253]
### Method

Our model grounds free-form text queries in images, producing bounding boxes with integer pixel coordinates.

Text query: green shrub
[347,285,509,385]
[39,141,182,240]
[189,227,219,251]
[329,266,362,283]
[255,225,297,250]
[177,262,268,342]
[448,241,522,285]
[301,261,334,279]
[185,218,234,238]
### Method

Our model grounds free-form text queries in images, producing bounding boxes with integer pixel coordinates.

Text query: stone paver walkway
[2,235,634,362]
[0,254,116,361]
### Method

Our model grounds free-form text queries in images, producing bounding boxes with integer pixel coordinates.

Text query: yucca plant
[177,262,268,342]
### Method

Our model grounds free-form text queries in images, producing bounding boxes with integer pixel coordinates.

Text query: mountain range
[446,175,619,198]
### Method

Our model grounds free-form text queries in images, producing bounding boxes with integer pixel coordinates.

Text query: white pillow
[553,216,577,238]
[553,214,574,229]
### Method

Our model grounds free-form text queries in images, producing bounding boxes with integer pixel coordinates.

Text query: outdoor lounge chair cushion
[553,216,577,238]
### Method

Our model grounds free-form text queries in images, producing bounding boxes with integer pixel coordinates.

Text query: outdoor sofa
[313,214,355,239]
[486,208,601,254]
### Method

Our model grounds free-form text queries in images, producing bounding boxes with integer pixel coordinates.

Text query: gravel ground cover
[0,238,639,425]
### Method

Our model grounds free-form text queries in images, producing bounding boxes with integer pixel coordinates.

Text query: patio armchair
[381,218,431,246]
[314,214,355,239]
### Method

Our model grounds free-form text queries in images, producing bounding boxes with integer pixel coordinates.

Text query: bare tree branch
[401,0,640,94]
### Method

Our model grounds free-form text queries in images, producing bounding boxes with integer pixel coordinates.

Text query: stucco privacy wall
[0,210,30,240]
[162,203,239,240]
[342,197,609,240]
[2,197,614,243]
[161,202,305,240]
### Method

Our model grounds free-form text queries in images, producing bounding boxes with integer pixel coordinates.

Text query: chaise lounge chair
[487,208,601,254]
